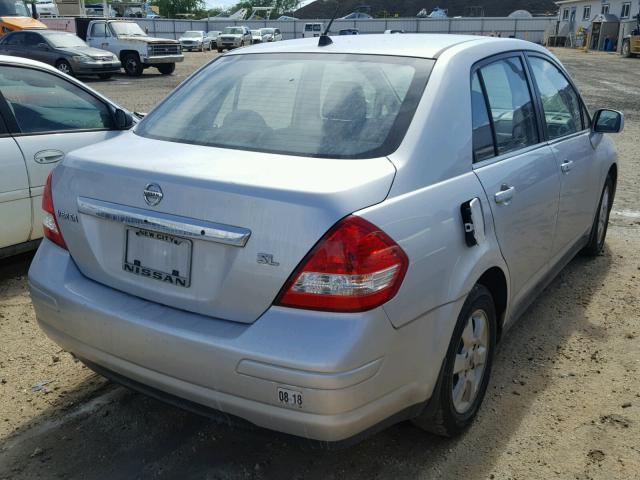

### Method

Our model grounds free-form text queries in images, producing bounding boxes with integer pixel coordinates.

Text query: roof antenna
[318,2,340,47]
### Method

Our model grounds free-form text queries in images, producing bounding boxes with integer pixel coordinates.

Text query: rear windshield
[136,53,433,159]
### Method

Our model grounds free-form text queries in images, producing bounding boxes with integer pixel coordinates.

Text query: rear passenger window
[478,57,539,156]
[471,73,494,162]
[528,56,584,140]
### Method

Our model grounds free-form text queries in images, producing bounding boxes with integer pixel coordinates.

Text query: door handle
[34,150,65,164]
[561,160,574,174]
[494,185,515,205]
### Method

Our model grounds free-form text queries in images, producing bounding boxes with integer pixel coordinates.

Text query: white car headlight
[73,55,93,64]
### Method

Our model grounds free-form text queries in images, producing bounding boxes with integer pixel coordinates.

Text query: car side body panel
[360,172,509,330]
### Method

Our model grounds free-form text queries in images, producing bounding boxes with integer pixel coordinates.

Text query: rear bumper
[29,240,457,441]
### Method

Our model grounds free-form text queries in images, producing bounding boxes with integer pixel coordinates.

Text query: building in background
[555,0,639,49]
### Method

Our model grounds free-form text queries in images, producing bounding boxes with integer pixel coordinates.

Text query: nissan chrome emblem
[143,183,163,206]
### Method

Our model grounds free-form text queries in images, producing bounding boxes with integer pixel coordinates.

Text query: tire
[622,39,632,58]
[200,43,204,52]
[98,73,112,80]
[157,63,175,75]
[123,53,143,77]
[217,48,223,53]
[582,176,614,256]
[412,284,497,437]
[55,59,73,76]
[240,40,245,47]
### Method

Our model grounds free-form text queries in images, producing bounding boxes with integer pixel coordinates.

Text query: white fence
[127,17,555,44]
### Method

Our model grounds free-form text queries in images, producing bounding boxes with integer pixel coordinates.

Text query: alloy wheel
[57,62,70,74]
[452,309,489,414]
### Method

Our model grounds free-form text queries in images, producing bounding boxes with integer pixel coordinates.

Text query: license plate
[123,228,192,288]
[277,387,303,409]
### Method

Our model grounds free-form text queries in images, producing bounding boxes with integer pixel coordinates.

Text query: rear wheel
[55,59,73,76]
[582,176,614,256]
[217,48,223,53]
[412,284,497,437]
[123,53,143,77]
[157,63,175,75]
[622,39,632,57]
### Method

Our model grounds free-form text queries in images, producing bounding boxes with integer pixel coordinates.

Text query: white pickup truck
[85,20,183,76]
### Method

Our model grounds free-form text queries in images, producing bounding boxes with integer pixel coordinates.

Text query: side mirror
[113,108,134,130]
[593,109,624,134]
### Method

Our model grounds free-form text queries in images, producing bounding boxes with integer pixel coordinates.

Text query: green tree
[151,0,206,17]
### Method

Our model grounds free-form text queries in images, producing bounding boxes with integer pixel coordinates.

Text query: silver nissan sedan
[28,34,623,443]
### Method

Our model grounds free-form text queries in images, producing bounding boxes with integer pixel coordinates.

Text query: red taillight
[42,171,67,250]
[275,215,409,313]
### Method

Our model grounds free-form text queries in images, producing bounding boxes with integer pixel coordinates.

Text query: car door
[87,21,109,50]
[471,53,561,308]
[526,53,598,257]
[0,109,31,250]
[0,64,124,240]
[23,31,50,65]
[1,31,26,57]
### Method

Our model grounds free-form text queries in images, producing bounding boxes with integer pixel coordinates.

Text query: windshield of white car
[262,28,274,34]
[136,53,434,159]
[0,0,30,16]
[223,27,244,34]
[183,31,202,38]
[207,31,220,36]
[110,22,146,36]
[42,32,87,48]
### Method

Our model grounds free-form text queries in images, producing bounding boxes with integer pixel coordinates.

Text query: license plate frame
[123,227,192,288]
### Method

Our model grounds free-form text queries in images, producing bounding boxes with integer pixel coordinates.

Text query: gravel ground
[0,48,639,480]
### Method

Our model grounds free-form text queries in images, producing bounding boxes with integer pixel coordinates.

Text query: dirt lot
[1,48,639,479]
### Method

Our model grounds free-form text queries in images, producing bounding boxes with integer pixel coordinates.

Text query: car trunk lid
[52,133,396,323]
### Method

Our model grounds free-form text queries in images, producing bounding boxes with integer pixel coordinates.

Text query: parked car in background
[339,28,360,35]
[260,28,282,42]
[384,29,405,34]
[179,30,209,52]
[84,19,183,76]
[216,26,251,52]
[251,29,267,44]
[0,54,133,258]
[0,30,120,79]
[28,35,622,443]
[302,22,323,38]
[206,30,221,50]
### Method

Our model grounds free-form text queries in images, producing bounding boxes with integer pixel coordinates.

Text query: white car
[251,30,267,44]
[0,55,134,258]
[217,26,252,52]
[205,31,221,50]
[260,28,283,42]
[179,30,208,52]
